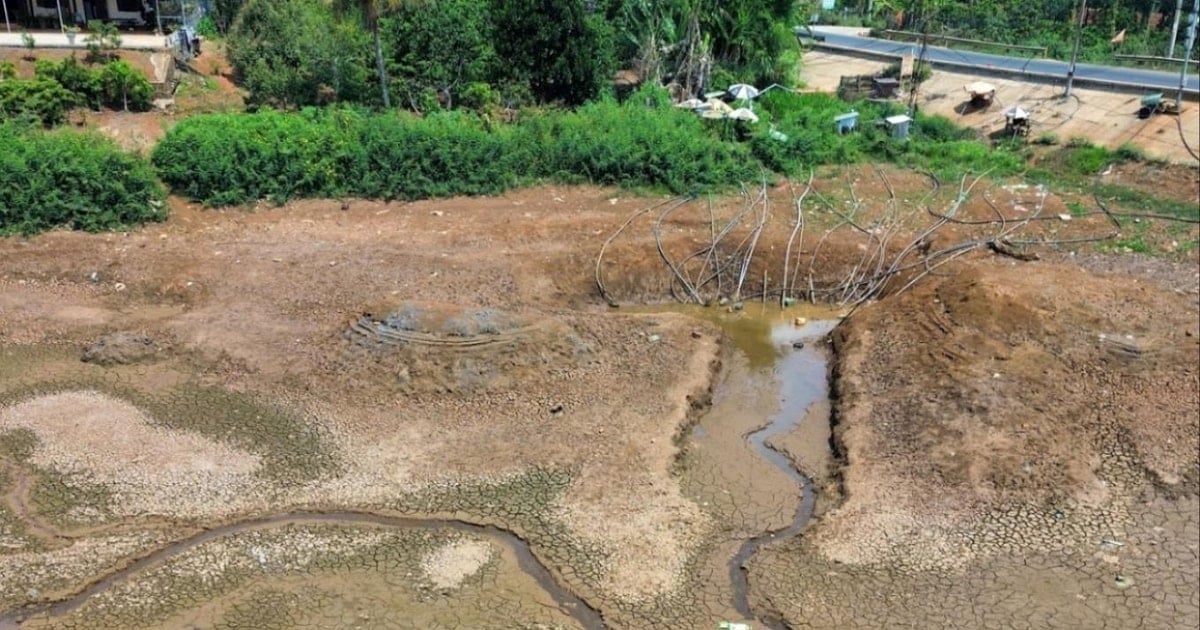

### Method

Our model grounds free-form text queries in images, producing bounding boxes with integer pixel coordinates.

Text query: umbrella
[727,84,760,101]
[965,81,995,96]
[1005,106,1029,120]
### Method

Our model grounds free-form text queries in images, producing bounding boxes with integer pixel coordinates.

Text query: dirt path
[800,50,1200,163]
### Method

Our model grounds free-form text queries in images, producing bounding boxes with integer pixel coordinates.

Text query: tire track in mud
[0,511,606,630]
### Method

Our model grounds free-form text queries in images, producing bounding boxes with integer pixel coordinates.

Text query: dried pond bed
[0,177,1196,628]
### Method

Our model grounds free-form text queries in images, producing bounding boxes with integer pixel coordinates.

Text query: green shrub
[0,79,77,126]
[1034,132,1058,146]
[35,55,103,109]
[152,102,757,205]
[227,0,373,107]
[84,20,122,62]
[1066,136,1093,148]
[1114,142,1147,162]
[0,125,166,234]
[100,61,153,111]
[0,61,14,80]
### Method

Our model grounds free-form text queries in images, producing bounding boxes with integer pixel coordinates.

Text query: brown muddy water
[641,303,841,627]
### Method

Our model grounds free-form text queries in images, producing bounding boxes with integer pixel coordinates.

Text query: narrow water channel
[726,318,837,625]
[0,512,605,630]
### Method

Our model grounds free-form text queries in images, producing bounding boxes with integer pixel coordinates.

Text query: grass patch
[1092,184,1200,221]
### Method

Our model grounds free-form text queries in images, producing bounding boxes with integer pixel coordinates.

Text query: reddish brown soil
[0,170,1196,628]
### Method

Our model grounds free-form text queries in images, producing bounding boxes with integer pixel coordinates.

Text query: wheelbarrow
[1138,92,1181,119]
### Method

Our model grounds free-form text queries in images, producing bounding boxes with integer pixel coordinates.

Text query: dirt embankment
[748,258,1199,629]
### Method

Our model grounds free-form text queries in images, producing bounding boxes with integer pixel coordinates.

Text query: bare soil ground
[800,50,1200,164]
[0,169,1196,628]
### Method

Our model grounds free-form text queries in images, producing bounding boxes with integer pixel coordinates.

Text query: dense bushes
[0,125,165,234]
[0,79,77,126]
[152,89,1033,207]
[226,0,373,108]
[152,99,760,205]
[0,56,153,125]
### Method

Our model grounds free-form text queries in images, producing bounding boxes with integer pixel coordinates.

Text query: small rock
[1058,214,1072,221]
[431,210,444,217]
[87,271,100,283]
[717,296,730,306]
[26,589,38,601]
[691,330,702,339]
[82,332,157,366]
[648,334,662,343]
[794,317,807,326]
[1114,575,1135,589]
[732,301,745,311]
[549,403,564,415]
[792,341,805,349]
[113,282,126,292]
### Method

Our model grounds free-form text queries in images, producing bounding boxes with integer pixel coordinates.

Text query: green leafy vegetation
[153,88,1038,206]
[492,0,615,105]
[0,124,166,235]
[380,0,497,110]
[0,55,152,125]
[225,0,802,111]
[83,20,122,63]
[227,0,374,108]
[151,97,759,205]
[0,78,77,126]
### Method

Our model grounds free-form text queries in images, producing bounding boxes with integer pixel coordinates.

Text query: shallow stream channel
[659,303,841,628]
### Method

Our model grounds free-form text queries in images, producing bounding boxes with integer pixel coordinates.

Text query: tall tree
[228,0,372,107]
[332,0,425,108]
[491,0,616,105]
[382,0,496,109]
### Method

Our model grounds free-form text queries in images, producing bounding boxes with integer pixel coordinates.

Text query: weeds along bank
[2,87,1182,235]
[0,125,164,235]
[151,90,1033,207]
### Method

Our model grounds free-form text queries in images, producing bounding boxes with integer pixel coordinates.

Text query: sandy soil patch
[422,537,494,589]
[0,392,261,519]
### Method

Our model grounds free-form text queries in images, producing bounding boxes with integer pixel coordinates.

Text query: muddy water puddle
[646,303,841,627]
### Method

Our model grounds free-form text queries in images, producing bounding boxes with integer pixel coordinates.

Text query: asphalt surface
[810,28,1199,93]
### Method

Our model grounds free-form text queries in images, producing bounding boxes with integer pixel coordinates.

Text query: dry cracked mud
[0,174,1196,628]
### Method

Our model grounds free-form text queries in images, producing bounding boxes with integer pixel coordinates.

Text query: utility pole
[1168,0,1184,58]
[908,0,931,115]
[1178,0,1198,107]
[1065,0,1087,98]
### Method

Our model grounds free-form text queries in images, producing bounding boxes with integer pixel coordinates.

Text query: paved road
[810,28,1199,93]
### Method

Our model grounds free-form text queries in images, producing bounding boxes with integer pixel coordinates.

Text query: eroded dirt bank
[1,176,1197,628]
[749,260,1200,629]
